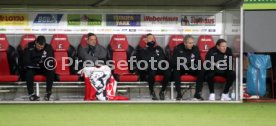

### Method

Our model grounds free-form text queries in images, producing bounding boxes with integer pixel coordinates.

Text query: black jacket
[171,44,201,69]
[137,45,168,69]
[24,42,54,69]
[205,46,233,72]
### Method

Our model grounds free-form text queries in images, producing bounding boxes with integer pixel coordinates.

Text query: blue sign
[34,14,63,24]
[106,14,141,26]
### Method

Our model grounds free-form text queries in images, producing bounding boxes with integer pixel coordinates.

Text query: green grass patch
[0,103,275,126]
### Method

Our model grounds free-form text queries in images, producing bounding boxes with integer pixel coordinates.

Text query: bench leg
[171,82,174,100]
[36,82,39,96]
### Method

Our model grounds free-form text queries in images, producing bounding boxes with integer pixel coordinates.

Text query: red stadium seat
[167,35,184,56]
[196,35,215,61]
[196,35,226,83]
[0,34,19,82]
[109,34,139,82]
[19,34,36,49]
[51,34,79,81]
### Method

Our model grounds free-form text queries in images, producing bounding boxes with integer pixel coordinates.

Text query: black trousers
[205,70,236,94]
[147,68,171,93]
[25,68,55,95]
[173,67,204,95]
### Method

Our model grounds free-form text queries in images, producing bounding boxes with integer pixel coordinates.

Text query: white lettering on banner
[114,38,125,41]
[24,38,35,41]
[0,38,5,40]
[54,38,66,41]
[114,16,134,20]
[200,38,212,41]
[116,21,130,26]
[172,38,183,41]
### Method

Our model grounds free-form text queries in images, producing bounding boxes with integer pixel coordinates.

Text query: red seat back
[50,34,71,75]
[109,34,130,75]
[138,35,158,48]
[0,34,11,75]
[167,35,184,56]
[196,35,215,60]
[19,34,36,49]
[79,34,99,47]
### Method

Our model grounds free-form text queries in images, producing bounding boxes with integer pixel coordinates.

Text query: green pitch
[0,103,275,126]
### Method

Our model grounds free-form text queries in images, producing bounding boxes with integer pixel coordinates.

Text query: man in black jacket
[137,33,171,100]
[24,36,55,101]
[172,35,204,100]
[205,39,235,101]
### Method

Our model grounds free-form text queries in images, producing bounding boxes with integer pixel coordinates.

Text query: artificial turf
[0,103,275,126]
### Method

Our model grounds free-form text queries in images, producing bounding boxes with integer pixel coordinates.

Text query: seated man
[205,39,236,101]
[172,35,204,100]
[24,36,54,101]
[78,33,107,68]
[136,33,171,100]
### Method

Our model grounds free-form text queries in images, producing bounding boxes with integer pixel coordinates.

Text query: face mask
[147,41,155,47]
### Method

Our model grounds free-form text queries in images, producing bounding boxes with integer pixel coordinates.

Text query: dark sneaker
[29,94,40,101]
[176,92,182,101]
[151,92,158,100]
[44,93,51,101]
[193,94,204,101]
[159,91,165,100]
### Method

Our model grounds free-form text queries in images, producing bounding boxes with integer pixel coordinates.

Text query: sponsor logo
[41,28,47,31]
[0,14,28,26]
[67,14,102,26]
[24,28,32,31]
[201,29,208,32]
[172,38,183,41]
[24,38,35,41]
[34,14,63,24]
[143,16,178,22]
[114,38,126,41]
[32,29,39,31]
[200,38,212,42]
[113,29,120,32]
[129,29,137,32]
[106,14,141,26]
[208,29,216,32]
[181,15,216,26]
[185,29,192,32]
[48,29,56,31]
[54,38,66,41]
[81,29,88,32]
[64,29,72,32]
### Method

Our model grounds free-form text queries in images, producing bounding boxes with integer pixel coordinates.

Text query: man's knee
[227,71,236,80]
[25,69,35,79]
[205,72,215,81]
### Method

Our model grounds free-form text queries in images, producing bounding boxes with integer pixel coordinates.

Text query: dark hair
[146,33,153,37]
[184,35,193,43]
[87,33,96,38]
[216,39,227,46]
[36,36,46,45]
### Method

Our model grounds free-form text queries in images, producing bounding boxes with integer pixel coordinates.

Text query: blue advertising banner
[33,14,63,24]
[106,14,141,26]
